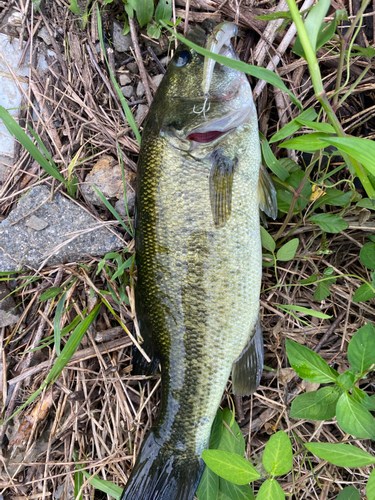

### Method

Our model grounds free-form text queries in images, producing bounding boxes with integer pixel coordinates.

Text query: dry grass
[0,0,375,499]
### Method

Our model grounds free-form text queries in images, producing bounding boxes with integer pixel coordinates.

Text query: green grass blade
[111,255,134,281]
[53,291,67,356]
[45,303,100,384]
[97,5,141,145]
[0,105,66,184]
[160,21,302,110]
[81,470,123,499]
[92,185,133,236]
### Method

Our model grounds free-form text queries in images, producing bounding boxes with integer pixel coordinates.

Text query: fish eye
[173,50,191,67]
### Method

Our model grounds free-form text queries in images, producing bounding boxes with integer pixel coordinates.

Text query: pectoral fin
[232,316,264,396]
[209,150,237,228]
[258,164,277,220]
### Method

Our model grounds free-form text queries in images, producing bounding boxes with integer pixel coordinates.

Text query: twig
[313,310,346,353]
[128,17,152,106]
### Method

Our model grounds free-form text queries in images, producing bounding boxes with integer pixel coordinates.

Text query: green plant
[288,322,375,439]
[122,0,172,39]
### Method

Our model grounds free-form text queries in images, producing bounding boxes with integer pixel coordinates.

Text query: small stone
[115,192,136,216]
[152,74,164,88]
[112,21,132,53]
[121,85,133,99]
[160,56,171,66]
[136,81,145,97]
[0,283,20,327]
[127,62,138,74]
[81,155,136,208]
[37,26,52,45]
[135,104,149,123]
[119,73,131,86]
[26,215,48,231]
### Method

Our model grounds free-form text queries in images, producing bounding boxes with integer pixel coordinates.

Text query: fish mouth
[186,104,253,144]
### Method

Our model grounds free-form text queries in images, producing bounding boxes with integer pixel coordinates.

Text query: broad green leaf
[219,478,255,500]
[302,0,331,50]
[270,108,317,143]
[202,450,260,485]
[276,169,312,214]
[336,392,375,439]
[209,409,223,450]
[357,198,375,210]
[296,119,335,134]
[309,213,348,233]
[299,274,318,285]
[353,282,375,302]
[313,188,352,209]
[336,486,360,500]
[135,0,154,26]
[260,226,276,253]
[276,239,299,261]
[279,133,333,152]
[54,291,67,356]
[367,468,375,500]
[319,136,375,177]
[336,370,356,391]
[196,465,219,500]
[160,21,302,110]
[305,442,375,467]
[261,138,289,181]
[360,242,375,270]
[217,407,246,456]
[262,253,276,268]
[315,386,341,405]
[40,287,63,301]
[262,431,292,476]
[256,478,285,500]
[286,339,339,383]
[290,391,337,420]
[352,387,375,411]
[147,23,161,39]
[155,0,172,23]
[314,281,330,301]
[280,305,331,319]
[347,323,375,373]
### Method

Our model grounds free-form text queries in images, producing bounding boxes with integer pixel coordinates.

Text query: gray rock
[37,26,52,45]
[112,21,132,53]
[119,74,131,86]
[115,192,136,216]
[135,104,149,123]
[152,74,164,88]
[127,62,138,74]
[121,85,133,99]
[0,283,20,327]
[26,215,48,231]
[136,80,145,97]
[0,186,123,272]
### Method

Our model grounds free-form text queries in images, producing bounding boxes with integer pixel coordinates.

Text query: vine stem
[285,0,375,199]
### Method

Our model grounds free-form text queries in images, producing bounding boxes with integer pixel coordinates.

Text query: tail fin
[121,431,204,500]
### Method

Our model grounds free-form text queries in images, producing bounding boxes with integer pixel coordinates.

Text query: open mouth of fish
[185,22,253,145]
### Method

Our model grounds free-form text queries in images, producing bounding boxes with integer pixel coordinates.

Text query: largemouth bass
[121,22,276,500]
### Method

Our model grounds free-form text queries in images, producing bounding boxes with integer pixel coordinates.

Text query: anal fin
[232,316,264,396]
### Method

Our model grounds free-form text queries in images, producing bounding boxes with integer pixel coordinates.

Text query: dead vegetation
[0,0,375,499]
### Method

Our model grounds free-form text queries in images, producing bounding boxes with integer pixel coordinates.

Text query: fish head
[146,23,255,152]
